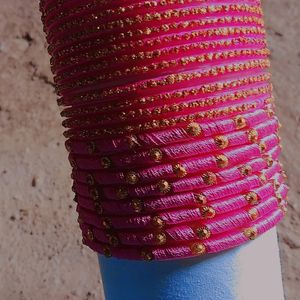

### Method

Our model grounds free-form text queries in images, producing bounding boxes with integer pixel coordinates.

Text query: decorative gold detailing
[276,192,283,204]
[149,148,163,162]
[190,243,206,255]
[214,136,229,149]
[265,156,273,167]
[100,156,111,169]
[116,187,129,199]
[87,141,96,154]
[64,95,262,138]
[87,229,94,241]
[125,171,139,185]
[157,180,171,194]
[127,135,140,148]
[247,129,259,143]
[86,173,95,186]
[279,203,288,215]
[259,173,268,184]
[248,207,259,220]
[102,217,112,229]
[234,115,247,129]
[172,163,187,178]
[94,202,103,215]
[186,122,202,136]
[239,165,252,176]
[243,227,258,240]
[200,206,216,219]
[63,78,271,118]
[216,154,229,168]
[131,199,143,213]
[202,172,217,185]
[152,216,165,228]
[103,246,112,258]
[89,188,100,201]
[107,234,119,247]
[141,250,154,261]
[259,142,267,152]
[196,226,211,239]
[155,233,167,245]
[194,193,207,205]
[245,192,259,205]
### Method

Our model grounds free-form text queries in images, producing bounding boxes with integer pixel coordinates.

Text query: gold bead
[279,203,288,214]
[259,173,268,184]
[157,180,171,194]
[131,198,143,213]
[87,141,96,154]
[155,233,167,245]
[196,226,211,239]
[125,171,139,184]
[127,135,140,148]
[152,216,165,228]
[141,250,154,261]
[89,188,100,201]
[200,206,216,219]
[234,115,247,129]
[276,192,283,203]
[247,129,259,143]
[172,163,187,178]
[86,173,95,186]
[202,172,217,185]
[190,243,206,255]
[116,187,129,199]
[248,207,259,220]
[103,246,112,258]
[259,142,267,152]
[186,122,202,137]
[214,135,229,149]
[94,202,103,215]
[243,227,258,240]
[102,217,112,229]
[239,165,252,176]
[149,148,163,162]
[245,191,259,205]
[107,234,119,247]
[216,154,229,168]
[194,193,207,205]
[87,229,94,241]
[265,156,273,167]
[100,156,111,169]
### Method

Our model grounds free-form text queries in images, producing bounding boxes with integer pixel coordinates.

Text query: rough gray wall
[0,1,299,299]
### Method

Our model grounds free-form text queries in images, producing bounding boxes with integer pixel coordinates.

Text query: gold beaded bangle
[61,77,272,117]
[63,101,258,138]
[54,6,263,33]
[56,48,270,91]
[53,36,267,78]
[59,59,270,105]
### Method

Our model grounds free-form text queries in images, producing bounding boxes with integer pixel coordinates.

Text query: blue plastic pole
[98,228,284,300]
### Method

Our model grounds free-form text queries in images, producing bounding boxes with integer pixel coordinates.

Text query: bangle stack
[40,0,288,261]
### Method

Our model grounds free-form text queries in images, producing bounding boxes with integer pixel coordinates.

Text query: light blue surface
[98,228,284,300]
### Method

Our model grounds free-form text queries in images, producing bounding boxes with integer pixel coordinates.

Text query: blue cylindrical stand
[98,228,284,300]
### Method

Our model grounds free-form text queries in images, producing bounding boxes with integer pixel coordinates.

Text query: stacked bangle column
[39,0,288,261]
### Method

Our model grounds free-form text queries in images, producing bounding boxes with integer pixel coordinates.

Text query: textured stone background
[0,1,299,299]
